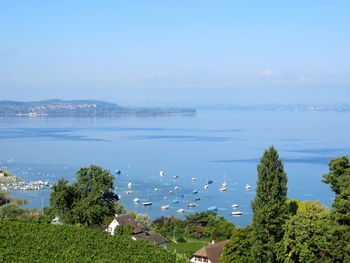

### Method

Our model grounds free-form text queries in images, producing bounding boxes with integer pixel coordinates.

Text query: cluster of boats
[0,180,51,191]
[114,170,252,217]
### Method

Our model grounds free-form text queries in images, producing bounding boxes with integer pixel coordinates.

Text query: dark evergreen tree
[322,156,350,261]
[251,147,288,263]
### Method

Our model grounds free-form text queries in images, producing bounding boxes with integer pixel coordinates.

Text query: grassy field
[167,240,209,257]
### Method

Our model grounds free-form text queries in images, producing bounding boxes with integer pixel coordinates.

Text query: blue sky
[0,1,349,106]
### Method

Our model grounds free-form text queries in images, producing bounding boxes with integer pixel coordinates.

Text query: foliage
[176,236,186,243]
[221,226,253,263]
[184,211,235,240]
[4,170,14,177]
[114,225,134,236]
[279,201,330,263]
[50,165,119,226]
[135,213,152,230]
[0,219,187,263]
[322,156,350,262]
[0,204,25,219]
[0,191,9,206]
[167,240,208,258]
[251,146,288,263]
[114,202,127,215]
[153,216,186,240]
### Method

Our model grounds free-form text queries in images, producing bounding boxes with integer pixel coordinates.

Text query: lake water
[1,109,349,226]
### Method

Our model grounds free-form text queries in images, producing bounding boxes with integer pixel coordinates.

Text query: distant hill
[0,100,196,116]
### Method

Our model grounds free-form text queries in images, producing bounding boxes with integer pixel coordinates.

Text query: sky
[0,1,349,106]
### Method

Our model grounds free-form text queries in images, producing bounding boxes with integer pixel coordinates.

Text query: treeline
[153,211,235,242]
[0,99,196,116]
[221,147,350,263]
[0,219,187,263]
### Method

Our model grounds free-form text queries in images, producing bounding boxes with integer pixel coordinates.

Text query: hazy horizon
[1,1,349,106]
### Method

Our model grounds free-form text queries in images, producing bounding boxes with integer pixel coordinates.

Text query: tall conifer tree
[251,147,288,262]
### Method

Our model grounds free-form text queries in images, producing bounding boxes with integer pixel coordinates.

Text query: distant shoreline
[0,99,196,117]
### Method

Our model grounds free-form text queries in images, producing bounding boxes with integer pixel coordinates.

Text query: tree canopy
[50,165,119,226]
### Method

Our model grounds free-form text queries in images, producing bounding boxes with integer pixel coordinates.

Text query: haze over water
[2,109,348,226]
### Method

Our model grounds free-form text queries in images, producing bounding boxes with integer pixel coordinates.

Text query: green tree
[322,156,350,261]
[251,147,288,263]
[0,204,25,219]
[135,213,152,230]
[221,226,253,263]
[279,201,329,263]
[0,191,10,206]
[50,165,119,226]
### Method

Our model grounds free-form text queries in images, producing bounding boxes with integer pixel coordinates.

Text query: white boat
[161,205,170,210]
[169,190,173,195]
[188,203,197,208]
[177,208,185,213]
[142,191,152,206]
[163,196,168,200]
[231,204,239,208]
[125,190,132,194]
[204,185,209,189]
[160,170,165,177]
[154,188,158,192]
[174,186,179,190]
[245,184,251,190]
[127,182,132,189]
[219,186,227,192]
[173,175,179,179]
[230,211,242,216]
[133,198,140,203]
[222,182,228,187]
[191,177,197,182]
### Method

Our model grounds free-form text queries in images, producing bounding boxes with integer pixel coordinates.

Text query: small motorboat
[163,196,168,200]
[191,177,197,182]
[173,175,179,179]
[219,187,227,192]
[174,186,179,190]
[188,203,197,208]
[204,185,209,190]
[231,204,239,208]
[169,190,173,195]
[192,189,198,194]
[172,199,179,203]
[161,205,170,210]
[125,190,132,194]
[245,184,251,190]
[230,211,242,216]
[194,197,201,201]
[160,170,165,177]
[177,208,185,213]
[153,188,158,192]
[127,182,132,188]
[133,198,140,203]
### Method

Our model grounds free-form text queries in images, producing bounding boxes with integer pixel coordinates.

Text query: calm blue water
[1,110,349,226]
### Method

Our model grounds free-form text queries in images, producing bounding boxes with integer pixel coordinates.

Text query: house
[190,240,228,263]
[105,214,169,248]
[106,214,143,235]
[132,230,169,249]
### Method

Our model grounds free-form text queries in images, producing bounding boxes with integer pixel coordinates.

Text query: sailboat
[142,191,152,206]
